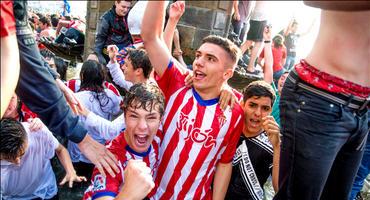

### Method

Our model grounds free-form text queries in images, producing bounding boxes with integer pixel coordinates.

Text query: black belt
[287,69,369,111]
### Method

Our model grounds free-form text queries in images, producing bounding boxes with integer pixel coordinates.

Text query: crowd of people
[1,1,369,200]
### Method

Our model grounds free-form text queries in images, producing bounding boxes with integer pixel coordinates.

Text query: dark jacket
[94,5,132,64]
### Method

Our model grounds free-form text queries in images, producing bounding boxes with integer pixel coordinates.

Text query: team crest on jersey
[92,174,106,192]
[178,112,216,148]
[217,112,227,128]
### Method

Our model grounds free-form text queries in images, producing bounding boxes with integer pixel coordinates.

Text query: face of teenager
[192,43,233,97]
[115,1,131,17]
[122,56,138,83]
[124,104,161,153]
[3,94,19,119]
[241,96,272,137]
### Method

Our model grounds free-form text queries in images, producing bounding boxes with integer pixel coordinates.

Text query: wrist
[264,40,271,43]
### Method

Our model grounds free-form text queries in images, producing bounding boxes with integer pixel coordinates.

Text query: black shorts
[246,20,267,42]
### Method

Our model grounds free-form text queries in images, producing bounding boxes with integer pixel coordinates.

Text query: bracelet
[264,40,271,43]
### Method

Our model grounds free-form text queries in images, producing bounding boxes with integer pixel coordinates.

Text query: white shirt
[84,111,125,141]
[69,89,123,163]
[1,123,59,200]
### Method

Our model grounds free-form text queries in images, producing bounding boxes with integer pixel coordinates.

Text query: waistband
[287,69,369,111]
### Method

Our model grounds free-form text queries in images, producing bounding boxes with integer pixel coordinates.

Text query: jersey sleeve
[219,107,244,163]
[154,59,188,101]
[86,167,123,200]
[0,1,16,37]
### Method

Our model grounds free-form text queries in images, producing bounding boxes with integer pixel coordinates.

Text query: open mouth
[134,134,149,148]
[249,119,261,128]
[194,70,206,80]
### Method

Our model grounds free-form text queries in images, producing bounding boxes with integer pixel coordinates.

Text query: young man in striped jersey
[82,83,165,200]
[225,81,280,200]
[142,1,245,199]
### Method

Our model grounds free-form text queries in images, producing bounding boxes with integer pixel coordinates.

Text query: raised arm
[141,1,177,77]
[262,27,273,84]
[163,1,185,52]
[106,45,133,90]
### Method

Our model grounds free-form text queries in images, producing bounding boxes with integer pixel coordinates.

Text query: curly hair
[122,83,165,117]
[0,118,27,162]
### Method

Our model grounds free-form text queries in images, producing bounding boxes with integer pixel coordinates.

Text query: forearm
[164,18,180,51]
[233,0,239,14]
[142,1,167,41]
[56,145,76,175]
[212,162,232,200]
[272,145,280,192]
[263,44,273,84]
[84,111,125,140]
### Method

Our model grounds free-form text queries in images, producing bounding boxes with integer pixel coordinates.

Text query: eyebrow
[195,51,218,61]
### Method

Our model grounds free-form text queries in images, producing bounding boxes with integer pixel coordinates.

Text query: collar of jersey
[125,144,152,157]
[192,87,219,106]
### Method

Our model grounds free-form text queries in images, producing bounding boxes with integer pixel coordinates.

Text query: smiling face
[192,43,233,98]
[124,103,161,153]
[122,56,136,83]
[241,96,272,137]
[115,1,131,17]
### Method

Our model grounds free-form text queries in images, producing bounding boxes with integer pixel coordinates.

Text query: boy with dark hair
[106,45,153,91]
[226,80,280,200]
[82,83,165,200]
[1,118,86,200]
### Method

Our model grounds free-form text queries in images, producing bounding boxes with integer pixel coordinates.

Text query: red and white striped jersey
[66,79,120,97]
[83,131,162,200]
[152,61,244,200]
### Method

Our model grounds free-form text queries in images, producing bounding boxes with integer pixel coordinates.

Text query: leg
[247,41,263,72]
[350,131,370,200]
[274,75,363,200]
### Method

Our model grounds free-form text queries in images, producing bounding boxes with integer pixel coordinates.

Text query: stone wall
[83,1,233,62]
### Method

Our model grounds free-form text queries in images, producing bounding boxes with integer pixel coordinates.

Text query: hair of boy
[0,118,27,162]
[39,16,51,27]
[122,83,165,117]
[201,35,242,68]
[126,48,153,79]
[242,81,276,107]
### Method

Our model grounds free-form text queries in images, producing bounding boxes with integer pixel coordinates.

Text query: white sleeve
[38,126,60,160]
[106,89,123,116]
[106,62,134,90]
[84,111,126,140]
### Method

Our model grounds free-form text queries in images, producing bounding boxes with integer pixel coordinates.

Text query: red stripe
[193,107,242,199]
[104,82,120,96]
[162,88,189,134]
[161,104,206,199]
[68,79,77,92]
[177,106,224,199]
[155,94,194,196]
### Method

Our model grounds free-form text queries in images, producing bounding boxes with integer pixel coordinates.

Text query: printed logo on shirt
[177,112,216,148]
[92,174,106,192]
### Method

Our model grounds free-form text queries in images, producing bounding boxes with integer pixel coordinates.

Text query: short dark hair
[39,16,51,27]
[123,83,165,117]
[51,16,59,27]
[242,81,276,107]
[0,118,27,162]
[201,35,241,68]
[126,48,153,79]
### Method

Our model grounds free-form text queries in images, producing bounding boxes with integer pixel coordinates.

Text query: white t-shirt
[1,123,59,200]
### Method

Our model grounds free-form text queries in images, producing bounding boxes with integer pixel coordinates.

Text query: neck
[305,10,370,86]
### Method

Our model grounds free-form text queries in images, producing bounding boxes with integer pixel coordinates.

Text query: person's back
[1,122,59,200]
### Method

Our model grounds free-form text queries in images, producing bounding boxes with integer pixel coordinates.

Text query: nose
[255,107,262,117]
[137,118,148,131]
[194,56,205,69]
